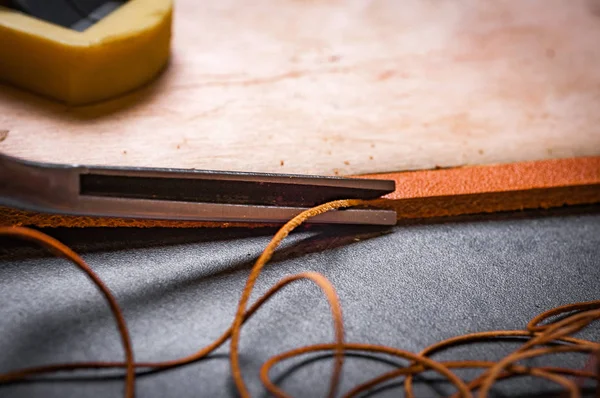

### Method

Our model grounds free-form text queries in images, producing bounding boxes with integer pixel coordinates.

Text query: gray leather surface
[0,206,599,397]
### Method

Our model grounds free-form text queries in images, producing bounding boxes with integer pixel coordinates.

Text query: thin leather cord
[346,361,598,398]
[477,345,600,398]
[344,361,582,398]
[254,272,345,398]
[228,199,364,398]
[0,227,136,398]
[0,199,598,398]
[478,313,600,398]
[0,272,341,382]
[528,301,600,332]
[259,343,470,397]
[0,270,344,382]
[361,330,596,398]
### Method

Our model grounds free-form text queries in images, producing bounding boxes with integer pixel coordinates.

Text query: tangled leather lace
[0,199,598,397]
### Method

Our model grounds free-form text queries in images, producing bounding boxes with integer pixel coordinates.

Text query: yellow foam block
[0,0,172,104]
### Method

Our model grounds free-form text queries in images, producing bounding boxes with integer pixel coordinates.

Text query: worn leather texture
[0,206,599,397]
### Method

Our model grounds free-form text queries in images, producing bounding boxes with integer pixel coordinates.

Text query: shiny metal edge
[3,196,397,226]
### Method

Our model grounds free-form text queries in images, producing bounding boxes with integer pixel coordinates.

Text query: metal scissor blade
[0,153,397,225]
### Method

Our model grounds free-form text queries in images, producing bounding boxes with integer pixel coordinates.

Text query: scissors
[0,153,397,226]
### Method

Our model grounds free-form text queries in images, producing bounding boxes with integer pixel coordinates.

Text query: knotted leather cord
[0,199,598,397]
[354,331,598,398]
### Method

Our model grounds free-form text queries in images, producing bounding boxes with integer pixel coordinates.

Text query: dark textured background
[0,206,599,397]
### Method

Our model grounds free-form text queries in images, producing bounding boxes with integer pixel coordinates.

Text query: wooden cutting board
[1,0,599,176]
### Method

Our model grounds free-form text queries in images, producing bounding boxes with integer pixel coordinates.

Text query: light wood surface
[1,0,600,176]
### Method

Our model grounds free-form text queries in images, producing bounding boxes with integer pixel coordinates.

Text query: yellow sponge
[0,0,172,104]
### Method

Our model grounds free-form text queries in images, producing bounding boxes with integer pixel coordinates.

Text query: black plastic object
[9,0,126,31]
